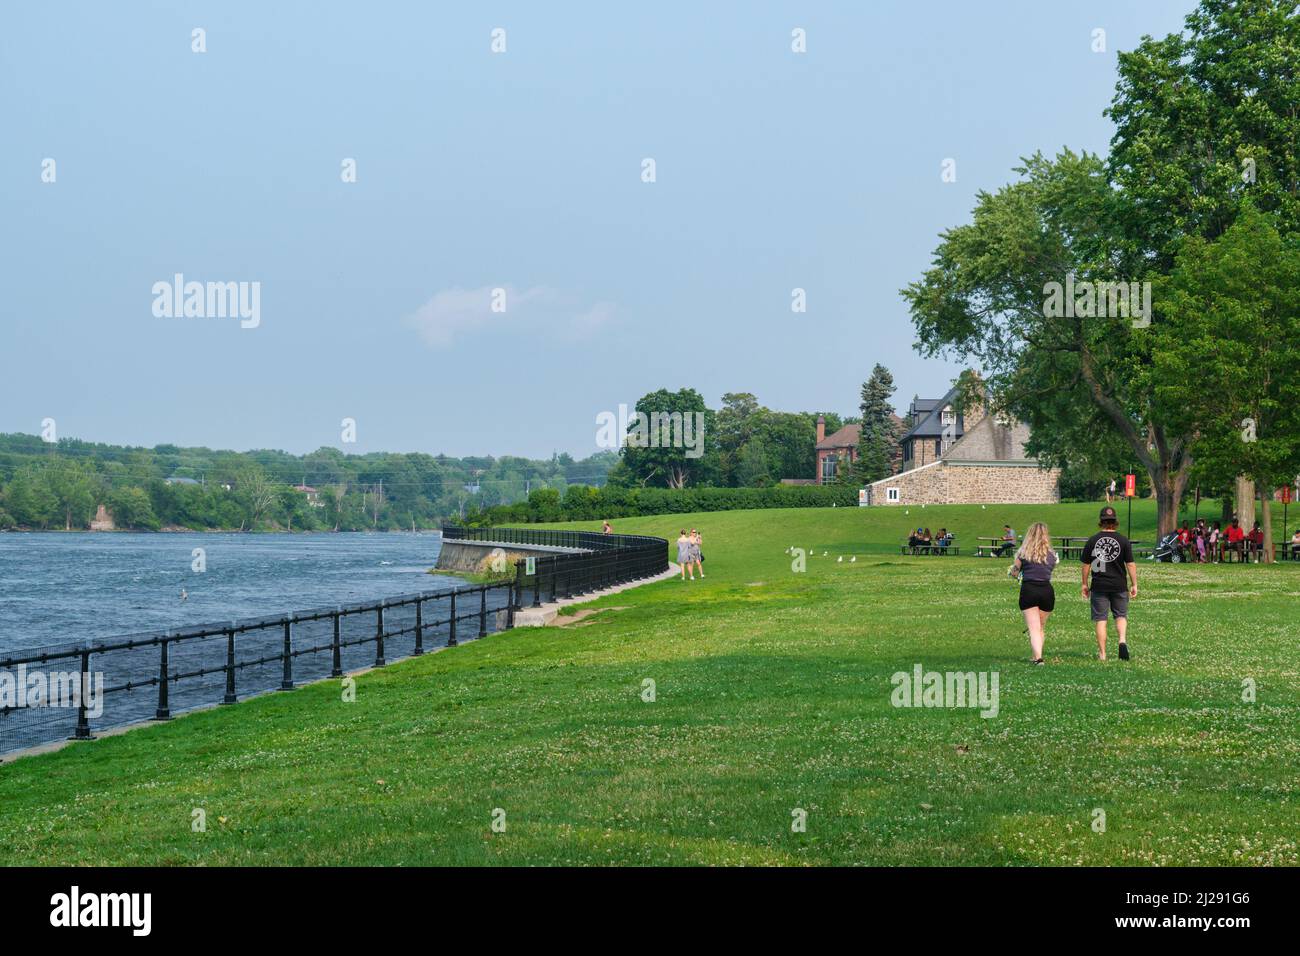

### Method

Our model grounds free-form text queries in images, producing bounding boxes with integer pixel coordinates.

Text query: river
[0,532,463,654]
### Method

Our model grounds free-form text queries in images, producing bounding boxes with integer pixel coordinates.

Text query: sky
[0,0,1195,460]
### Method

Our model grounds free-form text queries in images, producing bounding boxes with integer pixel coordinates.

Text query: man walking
[1080,505,1137,661]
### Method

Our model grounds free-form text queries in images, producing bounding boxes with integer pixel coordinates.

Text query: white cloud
[405,285,615,348]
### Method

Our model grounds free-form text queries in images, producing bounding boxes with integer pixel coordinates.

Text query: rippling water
[0,532,462,654]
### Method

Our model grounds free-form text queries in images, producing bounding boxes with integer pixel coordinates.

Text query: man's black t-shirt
[1081,530,1133,592]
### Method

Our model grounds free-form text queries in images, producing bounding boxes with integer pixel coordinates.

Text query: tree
[5,464,59,528]
[734,437,771,487]
[107,486,159,530]
[715,392,762,486]
[855,364,897,484]
[618,388,719,488]
[234,466,276,531]
[1107,0,1300,266]
[48,459,99,530]
[1155,206,1300,560]
[903,149,1196,535]
[905,2,1300,536]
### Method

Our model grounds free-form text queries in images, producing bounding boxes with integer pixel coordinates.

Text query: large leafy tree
[902,149,1196,534]
[855,364,897,484]
[1107,0,1300,265]
[1155,205,1300,559]
[619,388,719,488]
[47,458,100,530]
[905,0,1300,536]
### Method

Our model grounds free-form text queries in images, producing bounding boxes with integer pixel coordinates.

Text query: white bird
[837,556,843,563]
[823,551,828,557]
[851,555,857,562]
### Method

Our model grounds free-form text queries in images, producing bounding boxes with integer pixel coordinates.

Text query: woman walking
[676,530,693,581]
[1009,521,1057,665]
[690,528,705,579]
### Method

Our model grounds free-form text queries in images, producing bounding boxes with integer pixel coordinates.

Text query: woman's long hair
[1018,521,1054,564]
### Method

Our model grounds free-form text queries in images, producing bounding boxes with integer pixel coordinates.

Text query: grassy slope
[0,500,1296,866]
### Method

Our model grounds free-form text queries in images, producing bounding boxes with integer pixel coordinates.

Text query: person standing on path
[1080,505,1137,662]
[689,528,704,579]
[676,530,694,581]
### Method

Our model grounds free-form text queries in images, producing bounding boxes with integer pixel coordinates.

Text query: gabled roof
[816,423,861,450]
[900,385,963,441]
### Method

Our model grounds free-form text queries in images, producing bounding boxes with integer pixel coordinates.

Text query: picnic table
[974,536,1016,558]
[1055,535,1090,560]
[900,537,959,556]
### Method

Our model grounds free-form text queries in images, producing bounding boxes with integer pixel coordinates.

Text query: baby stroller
[1152,531,1185,563]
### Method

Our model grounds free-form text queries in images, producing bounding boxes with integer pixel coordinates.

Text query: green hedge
[465,483,857,525]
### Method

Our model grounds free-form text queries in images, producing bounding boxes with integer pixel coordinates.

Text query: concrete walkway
[513,563,681,627]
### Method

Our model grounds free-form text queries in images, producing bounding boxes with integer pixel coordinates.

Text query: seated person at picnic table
[920,527,933,551]
[1247,521,1264,558]
[936,528,953,551]
[1225,519,1245,557]
[907,527,923,552]
[1290,529,1300,558]
[998,525,1017,557]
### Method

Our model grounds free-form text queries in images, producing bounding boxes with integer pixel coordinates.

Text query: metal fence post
[155,636,172,720]
[506,584,515,629]
[414,598,425,656]
[374,605,386,667]
[330,610,343,677]
[448,591,458,646]
[68,647,96,740]
[513,561,525,610]
[532,562,542,607]
[478,587,488,637]
[280,620,294,690]
[548,557,557,602]
[222,627,237,704]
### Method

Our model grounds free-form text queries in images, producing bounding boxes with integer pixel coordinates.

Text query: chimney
[816,416,825,444]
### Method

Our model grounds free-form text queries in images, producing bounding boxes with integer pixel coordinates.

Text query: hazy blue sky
[1,1,1193,459]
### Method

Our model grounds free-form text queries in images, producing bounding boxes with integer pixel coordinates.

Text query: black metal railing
[440,526,669,611]
[0,528,668,758]
[0,582,515,758]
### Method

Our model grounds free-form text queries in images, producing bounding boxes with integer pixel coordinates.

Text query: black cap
[1099,505,1117,521]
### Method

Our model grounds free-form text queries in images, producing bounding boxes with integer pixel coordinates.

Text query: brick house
[814,417,859,484]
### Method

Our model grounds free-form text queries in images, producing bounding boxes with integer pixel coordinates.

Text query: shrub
[466,483,856,525]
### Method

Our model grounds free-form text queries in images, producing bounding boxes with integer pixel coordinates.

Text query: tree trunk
[1236,476,1256,527]
[1149,463,1188,538]
[1258,485,1274,564]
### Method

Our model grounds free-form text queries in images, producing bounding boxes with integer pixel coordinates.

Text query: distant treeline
[0,433,618,531]
[465,483,857,525]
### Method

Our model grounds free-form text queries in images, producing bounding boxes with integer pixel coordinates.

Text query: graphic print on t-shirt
[1093,535,1122,570]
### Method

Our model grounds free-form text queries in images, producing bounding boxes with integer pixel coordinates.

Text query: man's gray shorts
[1090,589,1129,622]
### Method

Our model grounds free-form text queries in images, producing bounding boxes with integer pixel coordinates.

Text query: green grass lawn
[1,501,1297,865]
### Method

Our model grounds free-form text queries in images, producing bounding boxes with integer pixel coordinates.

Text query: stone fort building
[864,385,1060,506]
